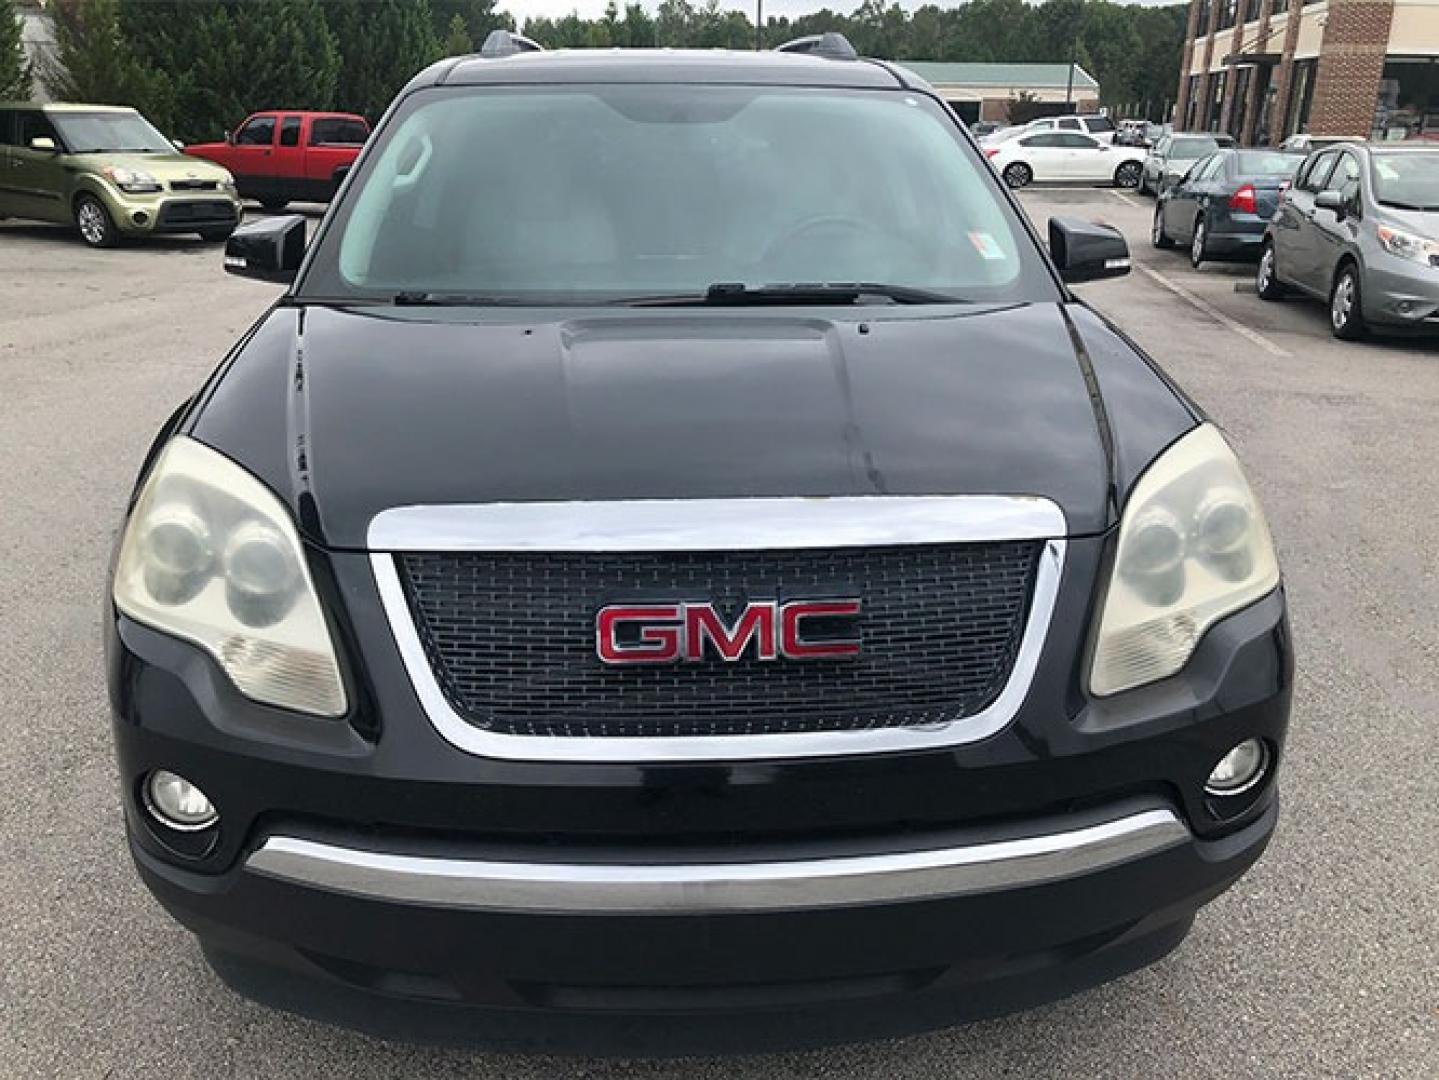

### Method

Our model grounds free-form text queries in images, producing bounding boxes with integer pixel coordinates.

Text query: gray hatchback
[1258,143,1439,339]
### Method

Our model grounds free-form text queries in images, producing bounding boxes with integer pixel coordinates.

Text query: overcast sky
[507,0,1169,25]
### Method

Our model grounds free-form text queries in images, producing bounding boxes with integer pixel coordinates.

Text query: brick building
[1174,0,1439,145]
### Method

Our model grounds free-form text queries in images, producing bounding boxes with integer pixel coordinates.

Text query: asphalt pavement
[1,194,1436,1078]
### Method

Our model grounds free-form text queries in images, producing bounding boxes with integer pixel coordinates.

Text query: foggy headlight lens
[113,437,347,716]
[1090,424,1280,696]
[102,165,162,193]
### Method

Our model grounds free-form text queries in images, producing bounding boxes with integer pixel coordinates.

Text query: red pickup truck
[186,111,369,210]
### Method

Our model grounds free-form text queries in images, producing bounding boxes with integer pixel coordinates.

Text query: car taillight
[984,148,999,159]
[1229,184,1258,214]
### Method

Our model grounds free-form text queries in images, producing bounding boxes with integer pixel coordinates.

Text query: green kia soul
[0,103,243,247]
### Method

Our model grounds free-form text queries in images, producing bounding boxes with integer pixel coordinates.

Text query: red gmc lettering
[595,604,684,664]
[597,600,860,665]
[781,600,863,659]
[685,602,778,662]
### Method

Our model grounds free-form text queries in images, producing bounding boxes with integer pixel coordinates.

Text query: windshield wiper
[392,291,565,307]
[627,282,965,307]
[1376,199,1433,212]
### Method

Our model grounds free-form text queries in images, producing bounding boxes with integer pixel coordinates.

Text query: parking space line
[1131,261,1291,358]
[1106,189,1140,208]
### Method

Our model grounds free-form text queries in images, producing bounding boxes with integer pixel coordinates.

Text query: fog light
[132,211,149,226]
[144,770,217,831]
[1205,739,1268,796]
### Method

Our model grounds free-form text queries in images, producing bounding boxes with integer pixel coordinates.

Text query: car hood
[1376,205,1439,238]
[188,302,1190,549]
[75,151,232,182]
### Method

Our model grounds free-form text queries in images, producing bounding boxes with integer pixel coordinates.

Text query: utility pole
[1065,0,1083,108]
[756,0,763,50]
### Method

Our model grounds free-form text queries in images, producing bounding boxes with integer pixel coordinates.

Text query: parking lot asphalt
[2,194,1437,1079]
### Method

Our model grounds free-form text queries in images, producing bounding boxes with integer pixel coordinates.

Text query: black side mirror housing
[224,215,306,285]
[1049,216,1131,284]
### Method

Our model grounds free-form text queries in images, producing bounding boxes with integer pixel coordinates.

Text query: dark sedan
[1152,149,1306,268]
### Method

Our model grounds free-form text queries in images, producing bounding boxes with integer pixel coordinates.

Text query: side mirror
[1314,190,1345,217]
[1049,216,1131,284]
[223,130,233,145]
[223,215,306,285]
[171,138,185,150]
[29,136,56,153]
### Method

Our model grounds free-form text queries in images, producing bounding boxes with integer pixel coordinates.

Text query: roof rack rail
[479,30,544,58]
[775,33,858,61]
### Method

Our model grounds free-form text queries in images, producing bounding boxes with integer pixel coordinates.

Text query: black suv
[107,33,1291,1053]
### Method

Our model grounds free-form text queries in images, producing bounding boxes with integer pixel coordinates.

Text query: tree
[44,0,172,117]
[442,11,472,55]
[0,0,31,100]
[324,0,437,120]
[1007,90,1047,125]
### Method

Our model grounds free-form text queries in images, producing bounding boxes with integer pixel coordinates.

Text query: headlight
[113,437,347,716]
[101,165,162,193]
[1090,424,1279,697]
[1376,225,1439,266]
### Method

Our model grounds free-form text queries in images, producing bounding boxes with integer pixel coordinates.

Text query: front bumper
[1361,254,1439,327]
[107,535,1292,1049]
[101,187,242,235]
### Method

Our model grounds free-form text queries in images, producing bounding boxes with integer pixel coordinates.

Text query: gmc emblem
[596,600,861,665]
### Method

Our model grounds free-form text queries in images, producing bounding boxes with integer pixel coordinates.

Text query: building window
[1197,0,1212,36]
[1218,0,1238,30]
[1244,0,1261,21]
[1272,0,1289,13]
[1283,59,1317,137]
[1373,58,1439,141]
[1229,66,1253,140]
[1185,74,1201,130]
[1209,71,1228,132]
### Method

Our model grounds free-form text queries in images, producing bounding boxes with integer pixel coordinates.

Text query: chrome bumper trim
[246,807,1189,915]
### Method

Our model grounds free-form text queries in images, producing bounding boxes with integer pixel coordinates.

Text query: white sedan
[985,132,1146,189]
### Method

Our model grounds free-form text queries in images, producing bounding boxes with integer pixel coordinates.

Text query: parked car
[1152,148,1306,267]
[1019,113,1117,144]
[1278,134,1361,153]
[1258,143,1439,339]
[1140,132,1236,196]
[186,111,369,210]
[970,119,1003,138]
[1114,119,1149,147]
[107,31,1289,1052]
[0,103,241,247]
[986,130,1145,188]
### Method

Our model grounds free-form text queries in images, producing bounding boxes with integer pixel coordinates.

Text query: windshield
[303,85,1056,305]
[1171,137,1218,160]
[50,110,173,154]
[1235,151,1305,177]
[1371,151,1439,210]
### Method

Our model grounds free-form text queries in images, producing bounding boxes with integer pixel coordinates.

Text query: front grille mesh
[397,543,1041,738]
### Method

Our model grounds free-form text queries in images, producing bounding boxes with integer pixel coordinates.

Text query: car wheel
[1138,173,1150,196]
[1151,205,1173,249]
[1002,163,1032,189]
[1330,263,1367,341]
[198,227,235,243]
[1189,217,1208,269]
[1256,242,1286,300]
[74,194,118,248]
[1114,162,1142,189]
[260,198,289,212]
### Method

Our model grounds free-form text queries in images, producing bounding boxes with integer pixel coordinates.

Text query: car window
[311,118,369,146]
[1189,155,1219,182]
[47,110,172,154]
[1369,151,1439,209]
[279,116,302,148]
[1059,134,1099,149]
[1153,136,1170,155]
[1021,133,1065,148]
[1058,118,1081,131]
[1086,116,1115,133]
[1234,150,1305,177]
[1170,137,1217,160]
[1300,151,1337,193]
[309,85,1059,305]
[1324,152,1360,195]
[15,111,59,149]
[235,116,275,147]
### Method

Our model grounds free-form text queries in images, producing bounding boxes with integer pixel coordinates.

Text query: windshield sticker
[969,232,1006,260]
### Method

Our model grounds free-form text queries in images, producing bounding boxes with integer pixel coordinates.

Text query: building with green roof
[895,62,1101,125]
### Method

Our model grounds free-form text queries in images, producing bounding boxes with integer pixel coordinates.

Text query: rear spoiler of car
[479,30,544,58]
[774,33,858,60]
